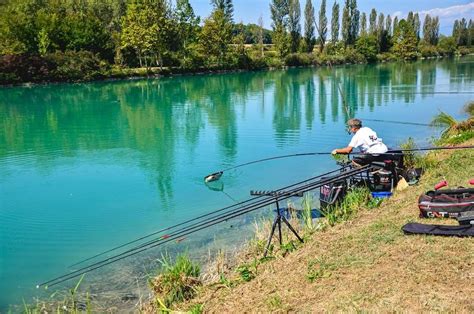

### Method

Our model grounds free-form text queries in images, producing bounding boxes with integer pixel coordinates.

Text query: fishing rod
[69,166,348,268]
[203,145,474,182]
[360,118,431,126]
[39,166,369,288]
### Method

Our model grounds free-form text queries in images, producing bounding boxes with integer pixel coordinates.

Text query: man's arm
[332,146,353,154]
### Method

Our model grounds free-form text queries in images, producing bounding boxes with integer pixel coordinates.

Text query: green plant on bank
[301,194,316,233]
[22,275,90,314]
[430,105,474,144]
[150,253,201,308]
[399,137,435,170]
[189,303,204,314]
[319,187,371,227]
[307,257,337,282]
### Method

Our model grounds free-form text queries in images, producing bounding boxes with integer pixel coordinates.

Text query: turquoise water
[0,58,473,309]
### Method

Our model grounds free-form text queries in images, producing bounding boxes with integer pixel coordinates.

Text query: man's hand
[331,149,338,155]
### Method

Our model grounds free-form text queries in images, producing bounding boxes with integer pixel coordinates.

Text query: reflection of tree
[420,60,437,98]
[1,58,469,203]
[304,79,315,128]
[438,58,473,91]
[272,70,302,145]
[318,76,327,123]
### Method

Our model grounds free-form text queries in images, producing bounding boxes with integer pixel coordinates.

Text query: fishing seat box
[418,188,474,218]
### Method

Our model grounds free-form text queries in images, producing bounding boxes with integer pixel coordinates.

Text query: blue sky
[190,0,474,35]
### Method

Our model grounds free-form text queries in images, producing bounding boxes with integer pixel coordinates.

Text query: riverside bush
[0,51,108,84]
[46,50,108,81]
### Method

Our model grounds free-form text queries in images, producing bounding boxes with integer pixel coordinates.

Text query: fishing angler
[331,118,389,166]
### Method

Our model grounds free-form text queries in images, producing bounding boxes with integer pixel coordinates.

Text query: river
[0,57,473,310]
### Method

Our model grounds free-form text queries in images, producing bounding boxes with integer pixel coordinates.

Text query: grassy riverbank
[146,138,474,312]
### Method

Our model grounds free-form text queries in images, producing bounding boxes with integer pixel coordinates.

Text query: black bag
[418,188,474,218]
[402,222,474,237]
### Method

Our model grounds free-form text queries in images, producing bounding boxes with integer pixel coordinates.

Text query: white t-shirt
[348,127,388,153]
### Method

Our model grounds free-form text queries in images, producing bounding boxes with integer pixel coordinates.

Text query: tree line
[0,0,472,84]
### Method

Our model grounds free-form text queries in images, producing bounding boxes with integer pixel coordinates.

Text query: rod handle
[434,180,448,190]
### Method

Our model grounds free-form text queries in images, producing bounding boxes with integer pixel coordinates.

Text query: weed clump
[150,254,201,308]
[320,186,371,227]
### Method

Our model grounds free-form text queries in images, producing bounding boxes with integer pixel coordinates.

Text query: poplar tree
[413,13,420,41]
[341,0,358,45]
[453,19,460,43]
[360,12,367,36]
[318,0,328,52]
[423,14,432,44]
[331,1,339,42]
[341,1,350,45]
[385,14,392,36]
[369,8,377,35]
[288,0,301,53]
[407,11,414,28]
[270,0,290,57]
[454,18,468,46]
[468,19,473,47]
[393,16,399,35]
[377,13,388,52]
[211,0,234,23]
[350,0,360,40]
[258,15,264,57]
[430,16,440,45]
[304,0,315,52]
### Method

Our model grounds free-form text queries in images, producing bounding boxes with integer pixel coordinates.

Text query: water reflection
[1,58,473,190]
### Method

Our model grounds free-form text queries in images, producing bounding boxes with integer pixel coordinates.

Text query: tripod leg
[264,216,279,257]
[281,216,304,243]
[278,218,282,245]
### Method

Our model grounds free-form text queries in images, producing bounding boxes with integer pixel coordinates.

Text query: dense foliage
[0,0,473,84]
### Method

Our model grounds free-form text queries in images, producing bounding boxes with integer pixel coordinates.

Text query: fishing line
[39,166,369,288]
[203,146,474,182]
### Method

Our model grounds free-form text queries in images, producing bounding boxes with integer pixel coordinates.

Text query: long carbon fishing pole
[38,166,369,288]
[68,166,349,269]
[360,118,431,126]
[203,145,474,182]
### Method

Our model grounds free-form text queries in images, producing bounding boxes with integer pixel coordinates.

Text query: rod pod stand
[250,190,304,257]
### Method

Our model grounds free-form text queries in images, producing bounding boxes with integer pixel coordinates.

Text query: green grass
[151,254,201,308]
[21,275,90,313]
[320,186,371,227]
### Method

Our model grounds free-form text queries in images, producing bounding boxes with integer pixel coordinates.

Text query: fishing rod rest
[250,190,304,197]
[258,190,304,257]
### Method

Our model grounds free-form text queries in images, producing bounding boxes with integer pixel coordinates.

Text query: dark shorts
[352,151,404,167]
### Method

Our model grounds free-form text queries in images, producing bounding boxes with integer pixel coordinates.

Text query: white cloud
[419,3,474,18]
[390,3,473,34]
[392,11,403,18]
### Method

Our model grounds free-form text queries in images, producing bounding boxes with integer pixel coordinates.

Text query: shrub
[46,50,108,81]
[437,36,456,57]
[355,35,378,62]
[418,42,438,58]
[284,53,313,66]
[0,54,55,84]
